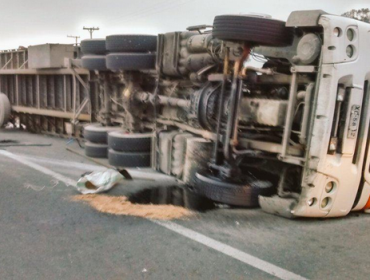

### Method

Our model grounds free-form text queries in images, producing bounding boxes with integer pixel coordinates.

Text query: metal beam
[73,97,90,120]
[19,60,28,69]
[1,55,13,69]
[0,68,89,75]
[71,67,90,124]
[70,67,89,90]
[281,72,299,158]
[12,106,91,121]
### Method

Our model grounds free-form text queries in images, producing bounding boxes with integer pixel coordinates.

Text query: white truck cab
[258,11,370,217]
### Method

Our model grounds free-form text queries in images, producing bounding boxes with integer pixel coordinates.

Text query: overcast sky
[1,0,369,50]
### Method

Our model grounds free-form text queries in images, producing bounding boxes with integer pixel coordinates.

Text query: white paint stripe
[15,154,106,171]
[0,151,77,187]
[15,153,175,181]
[153,220,308,280]
[1,150,308,280]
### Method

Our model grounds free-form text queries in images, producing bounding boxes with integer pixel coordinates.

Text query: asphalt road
[1,129,370,280]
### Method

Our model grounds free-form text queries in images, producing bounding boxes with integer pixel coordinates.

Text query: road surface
[0,129,369,280]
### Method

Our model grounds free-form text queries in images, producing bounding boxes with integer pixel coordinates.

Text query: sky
[0,0,369,50]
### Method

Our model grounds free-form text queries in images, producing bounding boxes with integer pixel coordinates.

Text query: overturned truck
[2,10,370,218]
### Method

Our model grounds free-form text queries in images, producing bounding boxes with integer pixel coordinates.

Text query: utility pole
[67,35,80,46]
[83,27,100,39]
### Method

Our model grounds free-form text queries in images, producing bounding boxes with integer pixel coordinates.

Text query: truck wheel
[184,185,215,211]
[106,35,157,52]
[108,131,153,152]
[85,142,108,158]
[81,39,107,55]
[108,149,151,168]
[106,53,156,71]
[212,15,293,46]
[84,123,121,144]
[195,171,274,207]
[0,93,11,127]
[82,55,107,71]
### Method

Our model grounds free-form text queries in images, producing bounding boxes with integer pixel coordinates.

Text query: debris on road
[72,194,194,220]
[76,169,124,194]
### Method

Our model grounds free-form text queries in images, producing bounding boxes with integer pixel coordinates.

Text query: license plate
[348,105,361,139]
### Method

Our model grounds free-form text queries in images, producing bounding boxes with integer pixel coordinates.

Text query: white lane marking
[1,150,308,280]
[153,220,308,280]
[15,153,175,181]
[0,151,77,187]
[16,154,106,171]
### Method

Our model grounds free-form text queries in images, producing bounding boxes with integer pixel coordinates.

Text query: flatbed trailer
[0,45,93,136]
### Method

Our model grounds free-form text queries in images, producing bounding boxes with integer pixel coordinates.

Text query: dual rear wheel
[83,123,121,158]
[81,35,157,71]
[105,35,157,71]
[107,131,152,168]
[81,39,108,71]
[83,124,152,168]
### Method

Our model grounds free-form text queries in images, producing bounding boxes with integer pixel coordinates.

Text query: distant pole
[83,27,100,39]
[67,35,80,46]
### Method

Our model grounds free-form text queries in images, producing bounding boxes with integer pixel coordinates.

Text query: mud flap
[259,195,297,219]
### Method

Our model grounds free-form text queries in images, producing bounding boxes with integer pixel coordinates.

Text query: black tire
[106,35,157,52]
[194,171,274,207]
[108,131,152,152]
[108,149,151,168]
[212,15,293,46]
[0,93,11,127]
[80,39,106,55]
[84,123,121,144]
[106,53,156,71]
[81,55,107,71]
[85,142,108,158]
[184,185,215,211]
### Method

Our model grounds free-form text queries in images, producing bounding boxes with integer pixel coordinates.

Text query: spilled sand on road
[72,194,194,220]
